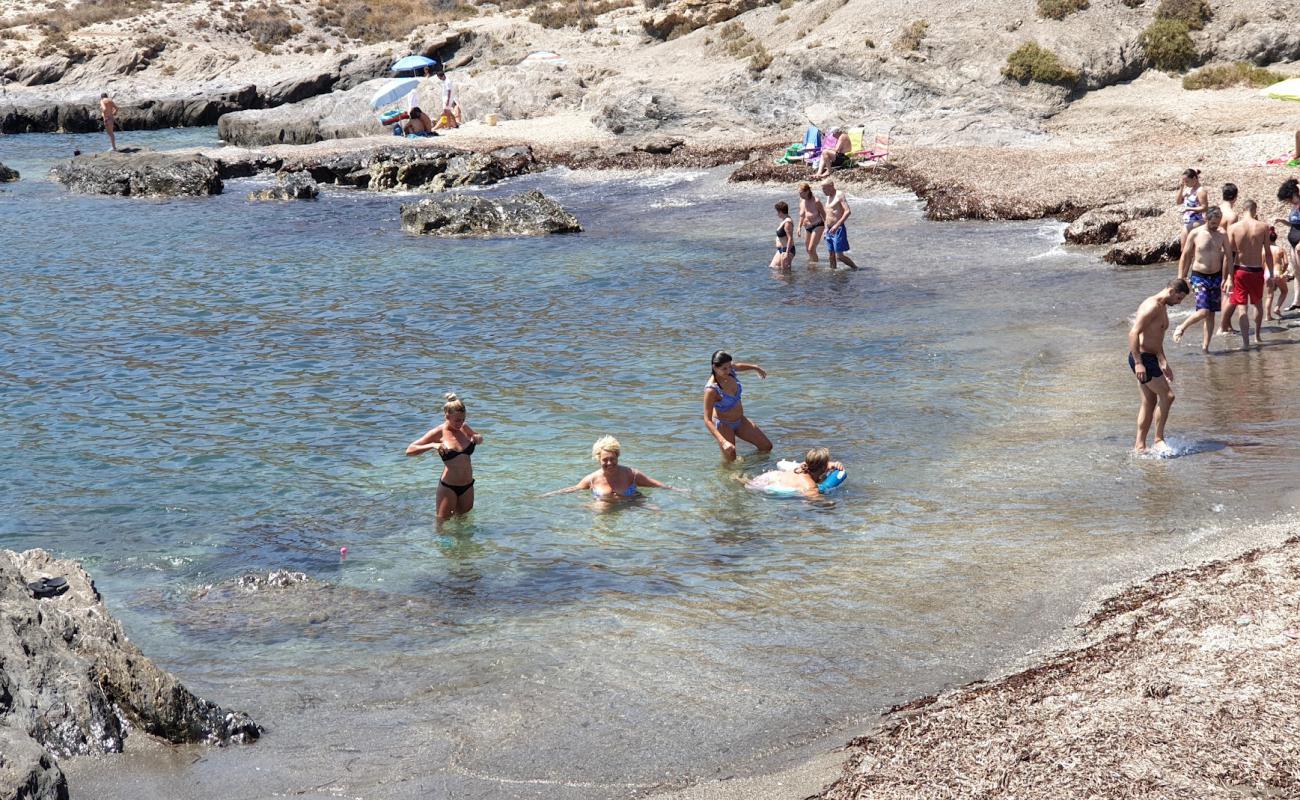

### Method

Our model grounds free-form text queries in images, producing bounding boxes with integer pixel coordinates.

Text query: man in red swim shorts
[1224,199,1275,350]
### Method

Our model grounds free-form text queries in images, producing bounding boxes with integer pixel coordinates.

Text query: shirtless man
[1215,183,1238,332]
[403,106,435,135]
[813,128,852,179]
[820,180,858,270]
[99,92,119,151]
[1173,206,1227,353]
[1129,278,1189,454]
[1223,199,1275,349]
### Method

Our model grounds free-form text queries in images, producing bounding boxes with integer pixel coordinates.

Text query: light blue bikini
[710,369,743,431]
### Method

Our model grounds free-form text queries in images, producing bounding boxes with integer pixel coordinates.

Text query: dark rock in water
[288,144,535,192]
[400,190,582,237]
[1065,200,1166,246]
[0,162,19,182]
[0,549,260,800]
[248,170,319,201]
[52,150,223,197]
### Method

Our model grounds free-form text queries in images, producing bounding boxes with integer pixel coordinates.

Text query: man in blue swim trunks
[1173,205,1227,353]
[1128,278,1189,454]
[821,180,859,270]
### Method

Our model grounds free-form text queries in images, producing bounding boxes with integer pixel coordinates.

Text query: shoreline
[647,511,1300,799]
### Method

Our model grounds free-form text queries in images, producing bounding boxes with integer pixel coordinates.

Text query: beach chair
[801,125,823,165]
[854,132,890,163]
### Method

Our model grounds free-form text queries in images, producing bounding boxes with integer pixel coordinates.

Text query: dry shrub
[1003,41,1080,85]
[313,0,475,44]
[239,5,301,50]
[1037,0,1088,20]
[1156,0,1210,29]
[714,21,771,74]
[1183,61,1287,90]
[894,19,928,51]
[35,30,87,59]
[528,0,632,30]
[1141,18,1195,71]
[2,0,164,34]
[133,33,167,57]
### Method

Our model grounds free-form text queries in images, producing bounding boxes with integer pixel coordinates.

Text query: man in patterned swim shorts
[1173,206,1227,353]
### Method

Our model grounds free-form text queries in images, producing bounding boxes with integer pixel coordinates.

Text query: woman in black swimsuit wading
[1276,178,1300,310]
[406,393,483,522]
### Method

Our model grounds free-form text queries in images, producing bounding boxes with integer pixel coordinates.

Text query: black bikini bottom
[439,479,475,497]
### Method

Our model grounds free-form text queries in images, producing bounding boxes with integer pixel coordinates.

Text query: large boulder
[400,190,581,237]
[282,144,535,191]
[0,162,18,182]
[52,150,223,196]
[248,170,319,201]
[218,79,386,147]
[587,87,680,134]
[0,549,260,799]
[641,0,774,40]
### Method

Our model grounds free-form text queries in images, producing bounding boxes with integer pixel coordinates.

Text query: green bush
[1155,0,1210,29]
[1037,0,1088,20]
[1141,18,1196,71]
[1003,42,1080,86]
[894,19,928,51]
[1183,61,1287,90]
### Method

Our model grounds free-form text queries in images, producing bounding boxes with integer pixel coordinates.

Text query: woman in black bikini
[769,201,796,269]
[798,182,825,264]
[406,393,483,522]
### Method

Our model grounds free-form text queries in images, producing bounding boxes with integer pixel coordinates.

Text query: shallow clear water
[6,128,1300,797]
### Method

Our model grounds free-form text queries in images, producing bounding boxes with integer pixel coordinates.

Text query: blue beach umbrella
[391,55,437,73]
[369,78,420,110]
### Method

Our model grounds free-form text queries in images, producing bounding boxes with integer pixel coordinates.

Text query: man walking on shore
[821,180,858,270]
[1129,278,1188,454]
[1223,199,1275,349]
[1174,206,1227,353]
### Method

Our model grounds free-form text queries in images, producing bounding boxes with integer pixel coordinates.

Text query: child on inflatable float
[746,447,846,498]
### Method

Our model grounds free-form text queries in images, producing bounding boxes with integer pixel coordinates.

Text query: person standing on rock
[1128,278,1189,455]
[1176,168,1207,252]
[99,93,119,152]
[797,182,826,263]
[1223,199,1276,350]
[406,393,483,523]
[1173,206,1227,353]
[821,180,859,270]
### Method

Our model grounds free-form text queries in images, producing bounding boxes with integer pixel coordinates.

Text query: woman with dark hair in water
[1277,178,1300,310]
[769,201,796,269]
[406,393,482,522]
[703,350,773,462]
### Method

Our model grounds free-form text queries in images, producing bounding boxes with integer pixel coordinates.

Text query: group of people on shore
[770,180,859,270]
[407,352,842,522]
[1127,172,1300,454]
[400,65,462,136]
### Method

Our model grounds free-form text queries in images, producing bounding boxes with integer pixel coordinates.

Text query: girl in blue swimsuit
[703,350,773,463]
[406,393,483,523]
[542,436,680,502]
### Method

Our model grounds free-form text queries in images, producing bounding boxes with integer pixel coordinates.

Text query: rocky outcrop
[400,190,581,237]
[1065,198,1179,264]
[641,0,775,40]
[248,170,319,201]
[0,162,19,182]
[0,86,262,135]
[217,78,387,146]
[588,88,681,135]
[0,549,260,800]
[52,150,223,197]
[261,144,536,191]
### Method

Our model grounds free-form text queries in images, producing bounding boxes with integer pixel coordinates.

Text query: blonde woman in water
[406,393,483,522]
[543,436,681,501]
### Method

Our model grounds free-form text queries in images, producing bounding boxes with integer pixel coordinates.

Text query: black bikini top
[439,439,476,462]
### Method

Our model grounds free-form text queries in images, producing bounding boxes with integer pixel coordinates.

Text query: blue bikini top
[710,369,742,413]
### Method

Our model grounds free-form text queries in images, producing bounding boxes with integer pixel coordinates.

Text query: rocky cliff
[0,549,260,800]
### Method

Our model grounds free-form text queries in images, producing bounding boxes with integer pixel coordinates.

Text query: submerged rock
[248,170,319,201]
[0,161,18,182]
[52,149,223,197]
[400,190,581,237]
[0,549,261,800]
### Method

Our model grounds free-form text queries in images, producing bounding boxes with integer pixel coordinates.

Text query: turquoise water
[7,129,1300,797]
